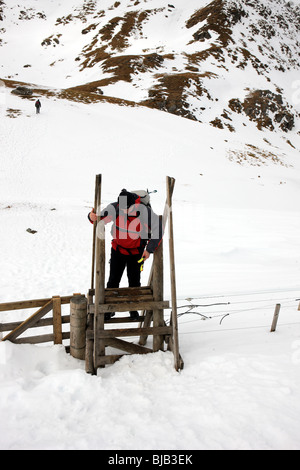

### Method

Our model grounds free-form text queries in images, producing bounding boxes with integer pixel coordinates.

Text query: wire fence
[167,288,300,335]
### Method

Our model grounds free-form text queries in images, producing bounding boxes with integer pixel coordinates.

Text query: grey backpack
[131,189,157,207]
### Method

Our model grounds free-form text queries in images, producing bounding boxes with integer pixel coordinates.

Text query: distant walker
[35,99,41,114]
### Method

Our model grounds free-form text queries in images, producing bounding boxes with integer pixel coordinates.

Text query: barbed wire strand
[165,296,299,332]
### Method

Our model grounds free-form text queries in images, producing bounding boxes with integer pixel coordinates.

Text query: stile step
[89,300,169,314]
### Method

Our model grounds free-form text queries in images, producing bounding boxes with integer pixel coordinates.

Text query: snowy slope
[0,0,300,452]
[1,0,300,130]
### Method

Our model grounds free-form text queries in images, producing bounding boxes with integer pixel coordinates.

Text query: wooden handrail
[0,295,73,312]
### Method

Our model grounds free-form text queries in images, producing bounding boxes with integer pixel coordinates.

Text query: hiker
[35,99,41,114]
[88,189,163,320]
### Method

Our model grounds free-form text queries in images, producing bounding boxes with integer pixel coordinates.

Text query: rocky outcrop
[228,90,295,132]
[11,86,33,96]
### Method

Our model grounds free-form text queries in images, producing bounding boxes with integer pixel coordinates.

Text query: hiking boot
[130,311,139,321]
[105,312,115,321]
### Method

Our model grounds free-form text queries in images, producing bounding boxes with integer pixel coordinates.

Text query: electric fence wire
[165,288,300,333]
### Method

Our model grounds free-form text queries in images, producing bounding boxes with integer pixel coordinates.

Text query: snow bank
[1,317,300,451]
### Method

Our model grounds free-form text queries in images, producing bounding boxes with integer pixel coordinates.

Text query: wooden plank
[14,333,55,344]
[166,176,181,371]
[1,300,53,342]
[93,325,172,339]
[105,337,153,354]
[0,295,73,312]
[104,294,154,303]
[89,286,153,297]
[90,300,169,314]
[14,331,70,345]
[0,315,70,333]
[105,286,153,295]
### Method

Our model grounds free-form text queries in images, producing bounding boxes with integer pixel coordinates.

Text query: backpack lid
[131,190,150,206]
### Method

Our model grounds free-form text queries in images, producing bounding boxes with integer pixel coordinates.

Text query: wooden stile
[85,174,183,373]
[0,174,183,373]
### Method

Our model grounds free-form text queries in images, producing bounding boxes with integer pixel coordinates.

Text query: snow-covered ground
[0,88,300,450]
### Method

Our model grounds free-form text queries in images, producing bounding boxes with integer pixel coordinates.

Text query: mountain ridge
[1,0,300,135]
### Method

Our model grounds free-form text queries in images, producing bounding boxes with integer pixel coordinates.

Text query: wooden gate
[0,295,73,346]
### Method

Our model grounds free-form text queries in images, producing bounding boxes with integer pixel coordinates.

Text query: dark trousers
[107,248,141,288]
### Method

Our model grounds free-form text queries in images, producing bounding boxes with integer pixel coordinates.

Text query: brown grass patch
[80,46,110,70]
[6,108,22,118]
[1,77,137,108]
[186,0,234,48]
[227,144,291,167]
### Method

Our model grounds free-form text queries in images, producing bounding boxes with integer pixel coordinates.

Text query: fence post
[52,296,62,344]
[166,176,180,371]
[152,235,164,352]
[70,295,87,360]
[270,304,281,332]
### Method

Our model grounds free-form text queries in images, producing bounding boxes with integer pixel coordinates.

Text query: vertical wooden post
[93,174,106,370]
[70,295,87,360]
[153,232,164,352]
[270,304,281,332]
[139,180,175,346]
[85,289,95,374]
[91,174,101,291]
[298,302,300,311]
[166,176,181,371]
[52,296,62,345]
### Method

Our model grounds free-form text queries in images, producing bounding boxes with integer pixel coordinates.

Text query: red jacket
[88,197,163,256]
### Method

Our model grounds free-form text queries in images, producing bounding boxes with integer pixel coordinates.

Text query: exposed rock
[0,0,4,21]
[228,89,295,132]
[11,86,33,96]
